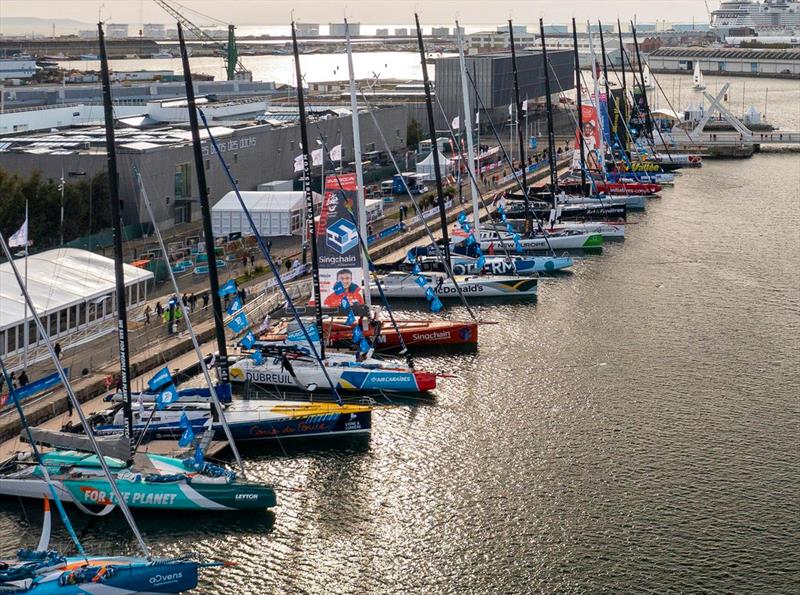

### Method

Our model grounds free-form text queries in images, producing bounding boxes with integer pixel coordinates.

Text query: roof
[649,47,800,61]
[651,108,682,121]
[0,248,153,330]
[212,191,311,213]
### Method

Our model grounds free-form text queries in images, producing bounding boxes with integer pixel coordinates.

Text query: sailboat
[0,23,278,512]
[0,221,220,592]
[693,62,707,91]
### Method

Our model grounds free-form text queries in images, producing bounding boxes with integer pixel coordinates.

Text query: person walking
[18,370,29,388]
[155,301,163,319]
[189,293,196,313]
[66,395,73,419]
[285,258,292,273]
[144,304,152,325]
[54,342,62,360]
[202,292,209,309]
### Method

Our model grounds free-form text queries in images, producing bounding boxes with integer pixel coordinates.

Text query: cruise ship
[711,1,800,34]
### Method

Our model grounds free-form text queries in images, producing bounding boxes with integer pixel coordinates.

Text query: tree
[406,118,423,149]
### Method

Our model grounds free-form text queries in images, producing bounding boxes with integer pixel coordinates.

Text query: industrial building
[295,23,320,37]
[106,24,130,39]
[465,30,537,53]
[431,27,451,37]
[142,23,168,39]
[0,248,152,367]
[329,23,359,36]
[434,51,575,127]
[647,47,800,78]
[0,99,411,230]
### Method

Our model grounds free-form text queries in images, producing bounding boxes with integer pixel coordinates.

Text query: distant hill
[0,17,93,36]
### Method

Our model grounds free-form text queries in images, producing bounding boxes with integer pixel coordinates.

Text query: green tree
[406,118,423,149]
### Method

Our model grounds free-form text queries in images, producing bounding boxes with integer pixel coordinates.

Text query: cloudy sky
[2,1,713,27]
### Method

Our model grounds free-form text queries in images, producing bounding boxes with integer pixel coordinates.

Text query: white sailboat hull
[372,272,538,299]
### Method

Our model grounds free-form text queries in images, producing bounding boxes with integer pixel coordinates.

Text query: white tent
[0,248,152,358]
[415,151,452,182]
[211,190,321,238]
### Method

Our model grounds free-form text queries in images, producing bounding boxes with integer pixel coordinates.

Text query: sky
[1,1,715,28]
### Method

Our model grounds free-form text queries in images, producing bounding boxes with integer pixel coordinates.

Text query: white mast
[587,25,606,177]
[456,21,480,233]
[22,199,28,370]
[345,19,371,307]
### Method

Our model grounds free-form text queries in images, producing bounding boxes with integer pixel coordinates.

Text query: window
[59,309,68,336]
[174,163,191,199]
[291,211,302,232]
[0,330,4,356]
[7,326,16,353]
[29,320,39,345]
[69,306,77,330]
[78,303,86,326]
[751,62,758,73]
[717,61,726,72]
[49,313,58,337]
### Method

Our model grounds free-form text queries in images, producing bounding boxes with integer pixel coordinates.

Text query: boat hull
[480,233,604,251]
[373,274,538,299]
[327,318,478,349]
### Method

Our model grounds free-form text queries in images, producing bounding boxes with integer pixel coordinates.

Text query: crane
[153,0,252,81]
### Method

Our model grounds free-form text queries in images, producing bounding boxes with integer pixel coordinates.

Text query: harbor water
[0,79,798,592]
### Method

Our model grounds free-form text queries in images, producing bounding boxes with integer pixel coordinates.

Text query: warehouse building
[434,51,575,128]
[647,47,800,78]
[0,99,411,230]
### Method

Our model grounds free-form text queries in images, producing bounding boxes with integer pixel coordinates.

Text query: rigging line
[311,133,414,367]
[0,355,87,558]
[463,68,559,249]
[197,109,344,404]
[355,89,480,322]
[430,94,517,261]
[134,168,247,477]
[0,231,151,560]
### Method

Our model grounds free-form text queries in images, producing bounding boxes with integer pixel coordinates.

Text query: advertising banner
[572,101,603,171]
[316,173,365,309]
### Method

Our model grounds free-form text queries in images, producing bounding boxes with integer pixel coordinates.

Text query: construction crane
[153,0,252,81]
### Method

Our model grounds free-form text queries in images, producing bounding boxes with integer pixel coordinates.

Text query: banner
[573,101,602,171]
[316,173,365,309]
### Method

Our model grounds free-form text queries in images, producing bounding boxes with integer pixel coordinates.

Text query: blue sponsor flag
[412,263,421,275]
[406,250,417,264]
[466,235,476,246]
[239,331,256,350]
[415,275,428,288]
[194,443,204,469]
[457,211,467,224]
[219,279,238,297]
[287,322,320,345]
[156,382,179,410]
[345,309,356,325]
[477,255,486,270]
[226,312,249,334]
[506,222,515,234]
[430,296,444,313]
[514,239,523,254]
[226,296,242,315]
[333,281,345,295]
[178,412,195,448]
[461,222,471,233]
[425,287,435,301]
[340,296,350,310]
[352,325,364,343]
[359,338,371,354]
[147,367,173,392]
[251,350,264,365]
[474,245,483,256]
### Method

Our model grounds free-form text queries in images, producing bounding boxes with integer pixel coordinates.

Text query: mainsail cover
[23,428,130,460]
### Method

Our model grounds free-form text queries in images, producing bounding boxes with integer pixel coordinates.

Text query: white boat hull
[373,272,538,299]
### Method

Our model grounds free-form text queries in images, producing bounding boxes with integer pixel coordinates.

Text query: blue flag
[178,412,195,448]
[340,296,350,310]
[425,287,435,301]
[457,211,467,224]
[477,255,486,270]
[415,276,428,288]
[506,222,515,234]
[147,367,172,392]
[345,309,356,325]
[514,239,523,254]
[226,296,242,315]
[359,338,371,354]
[352,325,364,343]
[412,263,421,275]
[218,279,238,297]
[251,350,264,365]
[156,382,179,410]
[461,222,471,233]
[333,281,345,295]
[430,296,444,313]
[406,250,417,264]
[193,443,204,469]
[226,312,249,334]
[239,331,256,350]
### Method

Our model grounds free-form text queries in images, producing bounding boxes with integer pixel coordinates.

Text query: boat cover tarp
[22,428,130,460]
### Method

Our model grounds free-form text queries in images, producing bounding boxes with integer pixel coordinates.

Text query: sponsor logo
[236,493,259,500]
[438,285,484,294]
[458,326,473,341]
[150,572,183,585]
[326,218,359,255]
[411,331,453,342]
[78,487,178,506]
[369,374,412,383]
[246,371,294,385]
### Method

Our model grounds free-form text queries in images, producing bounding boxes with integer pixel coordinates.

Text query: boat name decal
[150,572,183,585]
[79,486,178,506]
[411,331,453,342]
[437,285,484,294]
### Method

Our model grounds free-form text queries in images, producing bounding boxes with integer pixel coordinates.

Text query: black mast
[415,14,450,261]
[508,20,531,226]
[98,23,133,457]
[539,19,559,206]
[177,24,230,384]
[572,18,587,195]
[291,22,326,355]
[617,19,628,152]
[630,23,653,142]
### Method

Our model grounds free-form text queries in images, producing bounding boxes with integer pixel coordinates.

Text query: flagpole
[59,167,65,246]
[23,199,28,370]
